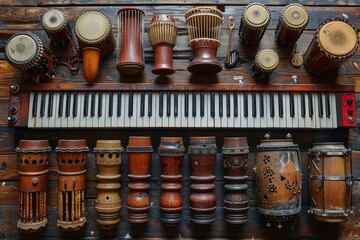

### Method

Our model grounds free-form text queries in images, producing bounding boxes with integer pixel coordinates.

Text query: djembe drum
[275,3,309,46]
[5,32,57,83]
[308,142,353,222]
[222,137,249,225]
[239,2,271,45]
[126,136,153,223]
[188,136,217,224]
[255,134,301,228]
[158,137,185,224]
[116,8,145,75]
[185,7,223,74]
[148,14,178,75]
[75,11,115,83]
[16,140,51,232]
[251,49,279,79]
[42,9,72,47]
[94,140,124,229]
[56,139,89,230]
[304,18,359,76]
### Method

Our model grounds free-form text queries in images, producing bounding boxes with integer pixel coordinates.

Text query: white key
[175,92,182,128]
[214,92,221,128]
[253,92,261,128]
[78,93,86,128]
[118,92,127,128]
[123,92,130,127]
[41,92,50,128]
[313,93,320,128]
[188,93,195,128]
[136,92,144,127]
[54,93,63,128]
[239,93,247,128]
[149,92,157,128]
[263,92,272,128]
[48,92,56,128]
[162,92,170,128]
[142,92,149,128]
[278,93,286,128]
[319,93,327,128]
[28,92,35,128]
[298,93,305,128]
[284,93,292,128]
[110,92,118,127]
[247,92,255,128]
[234,92,241,128]
[35,92,45,128]
[64,92,72,128]
[220,92,227,128]
[169,92,175,128]
[330,93,337,128]
[195,93,202,128]
[227,92,234,128]
[154,92,162,128]
[104,92,112,128]
[72,93,81,128]
[204,93,212,128]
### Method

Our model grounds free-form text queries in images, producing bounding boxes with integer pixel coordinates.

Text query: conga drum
[185,7,224,74]
[5,32,57,83]
[158,137,185,224]
[42,9,72,47]
[94,140,124,229]
[255,134,301,228]
[308,142,353,222]
[188,136,217,224]
[56,139,89,231]
[75,11,115,83]
[16,140,51,232]
[222,137,249,224]
[239,2,271,45]
[275,3,309,46]
[304,18,359,76]
[148,14,178,75]
[251,49,279,79]
[116,8,145,75]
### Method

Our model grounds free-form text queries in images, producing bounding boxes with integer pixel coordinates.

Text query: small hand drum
[251,49,279,79]
[42,9,72,47]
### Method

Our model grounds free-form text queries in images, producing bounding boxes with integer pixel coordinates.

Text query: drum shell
[127,136,152,175]
[42,9,72,47]
[188,137,217,176]
[275,21,306,46]
[222,137,249,178]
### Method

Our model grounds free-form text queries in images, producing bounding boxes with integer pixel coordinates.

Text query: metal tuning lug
[10,84,20,94]
[8,115,17,124]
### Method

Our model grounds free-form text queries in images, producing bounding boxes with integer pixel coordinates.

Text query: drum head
[6,34,37,64]
[42,9,65,31]
[283,4,308,28]
[318,20,358,56]
[256,49,279,70]
[75,11,111,44]
[244,4,269,27]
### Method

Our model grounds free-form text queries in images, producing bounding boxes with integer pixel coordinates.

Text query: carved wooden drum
[308,142,353,222]
[251,49,279,79]
[42,9,72,47]
[304,18,359,76]
[5,32,57,83]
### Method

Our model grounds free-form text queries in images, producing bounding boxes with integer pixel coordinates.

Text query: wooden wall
[0,0,360,239]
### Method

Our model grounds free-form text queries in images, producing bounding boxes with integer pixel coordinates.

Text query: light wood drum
[42,9,72,47]
[251,49,279,79]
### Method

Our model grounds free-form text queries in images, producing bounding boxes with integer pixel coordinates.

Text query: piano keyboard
[23,90,341,128]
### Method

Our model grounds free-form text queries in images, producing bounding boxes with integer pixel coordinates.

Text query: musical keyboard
[8,83,356,129]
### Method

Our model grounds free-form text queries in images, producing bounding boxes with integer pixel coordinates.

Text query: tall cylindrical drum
[56,139,89,231]
[308,142,353,222]
[158,137,185,224]
[188,136,217,224]
[42,9,72,47]
[16,140,51,232]
[255,134,301,228]
[222,137,249,224]
[251,49,279,79]
[94,140,124,229]
[126,136,152,223]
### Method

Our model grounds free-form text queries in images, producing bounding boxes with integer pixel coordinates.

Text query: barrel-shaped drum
[42,9,72,47]
[251,49,279,79]
[308,142,353,222]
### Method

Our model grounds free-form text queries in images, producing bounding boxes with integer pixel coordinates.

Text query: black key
[219,91,223,117]
[91,92,96,117]
[40,92,46,117]
[148,92,152,116]
[128,91,133,117]
[270,92,274,117]
[226,92,230,117]
[58,92,64,117]
[308,93,313,117]
[32,92,38,117]
[48,92,54,117]
[252,92,257,117]
[325,93,330,117]
[117,92,122,117]
[98,92,103,117]
[210,91,215,117]
[109,92,113,117]
[290,92,295,117]
[159,92,163,117]
[260,92,264,117]
[200,91,205,117]
[65,92,71,117]
[84,92,89,117]
[174,92,178,117]
[167,91,171,117]
[192,91,196,117]
[278,92,283,117]
[244,92,248,117]
[73,92,78,117]
[318,92,323,117]
[300,92,305,118]
[185,91,189,117]
[140,91,145,117]
[234,92,238,117]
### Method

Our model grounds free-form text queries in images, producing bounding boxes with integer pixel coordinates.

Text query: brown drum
[308,142,353,222]
[148,14,178,75]
[16,140,51,232]
[304,18,359,76]
[158,137,185,224]
[255,134,301,228]
[116,8,145,75]
[239,2,271,45]
[251,49,279,79]
[5,32,57,83]
[42,9,72,47]
[75,11,115,83]
[185,7,223,74]
[188,136,217,224]
[56,139,89,231]
[94,140,124,229]
[126,136,153,223]
[222,137,249,225]
[275,3,309,46]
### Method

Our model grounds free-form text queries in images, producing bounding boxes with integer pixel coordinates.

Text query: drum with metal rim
[42,9,72,47]
[251,49,279,79]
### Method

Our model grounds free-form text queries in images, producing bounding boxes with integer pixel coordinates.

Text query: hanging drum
[308,142,353,222]
[5,32,57,83]
[94,140,124,229]
[42,9,72,47]
[75,11,115,83]
[275,3,309,46]
[255,134,301,228]
[56,139,89,231]
[304,18,359,76]
[185,7,224,74]
[239,2,271,45]
[16,140,51,232]
[148,14,178,75]
[251,49,279,79]
[116,8,145,75]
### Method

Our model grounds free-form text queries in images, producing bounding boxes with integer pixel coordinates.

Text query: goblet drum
[16,140,51,232]
[42,9,72,47]
[148,14,178,75]
[5,32,57,83]
[304,18,359,76]
[185,7,223,74]
[251,49,279,79]
[308,142,353,222]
